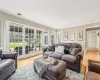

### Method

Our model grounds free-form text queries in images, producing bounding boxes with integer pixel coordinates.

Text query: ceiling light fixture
[95,19,99,21]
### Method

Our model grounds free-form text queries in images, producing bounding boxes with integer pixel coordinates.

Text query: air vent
[17,13,22,16]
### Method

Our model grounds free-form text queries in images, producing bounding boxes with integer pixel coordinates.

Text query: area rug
[8,63,84,80]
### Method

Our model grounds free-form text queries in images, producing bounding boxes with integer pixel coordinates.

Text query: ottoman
[44,60,67,80]
[34,57,67,80]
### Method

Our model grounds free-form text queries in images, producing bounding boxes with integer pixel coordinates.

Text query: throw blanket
[34,57,58,80]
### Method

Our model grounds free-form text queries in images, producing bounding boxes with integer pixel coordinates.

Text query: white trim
[6,20,44,59]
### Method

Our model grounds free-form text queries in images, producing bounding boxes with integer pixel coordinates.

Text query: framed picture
[71,32,75,41]
[64,32,68,41]
[78,31,83,41]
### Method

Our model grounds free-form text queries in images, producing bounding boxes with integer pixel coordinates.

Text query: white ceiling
[0,0,100,29]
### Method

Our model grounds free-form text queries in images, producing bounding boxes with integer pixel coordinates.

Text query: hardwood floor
[17,51,100,80]
[17,54,42,68]
[17,51,100,72]
[81,51,100,80]
[82,51,100,66]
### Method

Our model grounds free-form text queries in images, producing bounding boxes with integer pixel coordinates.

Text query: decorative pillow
[58,46,64,53]
[55,46,58,52]
[0,50,3,59]
[55,46,64,54]
[58,46,64,48]
[70,48,81,55]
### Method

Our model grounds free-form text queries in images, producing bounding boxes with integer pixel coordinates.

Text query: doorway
[86,28,100,52]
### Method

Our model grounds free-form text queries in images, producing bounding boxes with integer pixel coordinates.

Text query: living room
[0,0,100,80]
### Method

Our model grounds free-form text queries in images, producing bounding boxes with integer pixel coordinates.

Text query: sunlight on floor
[17,54,42,68]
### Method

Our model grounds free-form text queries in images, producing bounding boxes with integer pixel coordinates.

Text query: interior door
[86,30,97,50]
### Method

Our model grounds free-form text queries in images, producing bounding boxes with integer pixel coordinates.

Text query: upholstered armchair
[0,52,18,80]
[1,52,18,68]
[86,60,100,80]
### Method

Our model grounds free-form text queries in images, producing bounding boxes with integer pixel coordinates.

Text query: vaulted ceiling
[0,0,100,29]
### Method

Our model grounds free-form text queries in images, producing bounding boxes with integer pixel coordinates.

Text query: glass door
[51,35,54,45]
[36,30,42,51]
[25,28,34,54]
[9,22,43,59]
[9,25,23,56]
[43,32,48,46]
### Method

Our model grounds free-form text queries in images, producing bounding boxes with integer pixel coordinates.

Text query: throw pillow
[70,48,81,55]
[58,46,64,53]
[0,50,3,59]
[55,46,64,54]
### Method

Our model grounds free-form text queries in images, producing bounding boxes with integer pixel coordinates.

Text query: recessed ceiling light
[96,19,99,21]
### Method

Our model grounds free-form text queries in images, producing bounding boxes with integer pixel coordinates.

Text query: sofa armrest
[1,52,18,69]
[76,51,84,60]
[42,46,54,53]
[88,60,100,74]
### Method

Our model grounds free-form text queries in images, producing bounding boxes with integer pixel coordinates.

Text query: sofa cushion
[0,50,3,59]
[49,52,64,59]
[0,59,15,75]
[70,48,81,55]
[86,71,100,80]
[62,54,76,63]
[64,48,70,54]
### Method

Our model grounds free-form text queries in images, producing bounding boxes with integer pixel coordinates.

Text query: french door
[9,24,24,57]
[36,30,42,51]
[86,30,100,51]
[24,28,35,54]
[43,32,48,46]
[9,22,43,59]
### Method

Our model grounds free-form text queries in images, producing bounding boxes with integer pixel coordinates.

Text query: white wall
[58,22,100,51]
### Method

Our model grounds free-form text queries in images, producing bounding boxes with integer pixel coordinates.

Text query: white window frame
[6,20,44,59]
